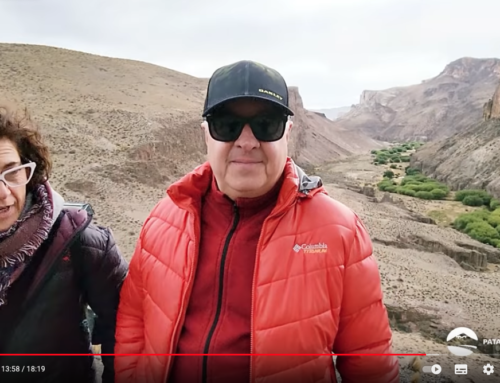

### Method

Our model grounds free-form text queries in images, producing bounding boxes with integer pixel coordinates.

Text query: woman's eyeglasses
[0,162,36,188]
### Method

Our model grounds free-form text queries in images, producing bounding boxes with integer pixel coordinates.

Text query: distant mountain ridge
[332,57,500,142]
[310,106,351,121]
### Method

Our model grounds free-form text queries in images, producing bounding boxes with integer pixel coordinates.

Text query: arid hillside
[0,43,379,257]
[0,43,213,255]
[287,87,384,167]
[332,57,500,142]
[410,82,500,199]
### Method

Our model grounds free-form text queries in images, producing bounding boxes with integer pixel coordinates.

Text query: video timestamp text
[1,365,46,373]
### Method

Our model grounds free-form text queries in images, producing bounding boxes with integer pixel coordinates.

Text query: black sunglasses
[205,112,289,142]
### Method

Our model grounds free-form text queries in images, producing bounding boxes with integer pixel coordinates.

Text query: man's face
[203,98,292,200]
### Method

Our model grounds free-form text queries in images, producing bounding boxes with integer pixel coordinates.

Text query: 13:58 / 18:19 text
[1,365,45,373]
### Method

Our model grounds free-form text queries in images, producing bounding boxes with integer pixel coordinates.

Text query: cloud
[1,0,500,108]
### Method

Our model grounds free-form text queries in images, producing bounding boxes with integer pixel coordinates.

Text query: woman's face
[0,138,31,231]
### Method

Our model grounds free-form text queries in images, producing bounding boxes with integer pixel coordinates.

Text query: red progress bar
[0,353,426,356]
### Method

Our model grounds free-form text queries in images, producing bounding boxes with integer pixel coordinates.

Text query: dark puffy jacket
[0,203,129,383]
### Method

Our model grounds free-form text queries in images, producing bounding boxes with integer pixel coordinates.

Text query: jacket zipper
[163,211,201,383]
[201,202,240,383]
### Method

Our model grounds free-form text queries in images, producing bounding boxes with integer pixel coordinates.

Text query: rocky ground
[318,154,500,382]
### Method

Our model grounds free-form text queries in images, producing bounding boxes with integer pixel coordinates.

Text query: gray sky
[2,0,500,109]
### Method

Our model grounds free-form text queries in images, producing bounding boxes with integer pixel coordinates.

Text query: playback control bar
[422,363,495,376]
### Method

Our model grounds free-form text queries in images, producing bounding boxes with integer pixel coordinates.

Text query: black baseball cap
[202,60,294,117]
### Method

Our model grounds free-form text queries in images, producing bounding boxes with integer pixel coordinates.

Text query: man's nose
[235,124,259,150]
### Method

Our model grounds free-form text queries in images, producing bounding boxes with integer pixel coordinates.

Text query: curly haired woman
[0,103,128,383]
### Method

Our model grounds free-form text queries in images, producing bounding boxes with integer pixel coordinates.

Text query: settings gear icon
[483,363,494,375]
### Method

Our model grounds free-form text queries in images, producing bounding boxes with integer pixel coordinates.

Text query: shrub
[377,179,395,191]
[371,150,378,155]
[455,189,492,206]
[389,154,401,162]
[401,174,428,185]
[383,170,395,179]
[385,185,397,192]
[462,195,485,207]
[405,167,420,176]
[487,214,500,228]
[464,221,500,246]
[400,156,411,162]
[378,158,388,164]
[415,191,434,200]
[396,187,417,197]
[487,209,500,227]
[390,164,398,169]
[430,188,448,200]
[453,210,490,231]
[490,199,500,210]
[408,182,442,193]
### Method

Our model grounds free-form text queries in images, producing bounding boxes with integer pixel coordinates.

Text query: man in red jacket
[115,60,399,383]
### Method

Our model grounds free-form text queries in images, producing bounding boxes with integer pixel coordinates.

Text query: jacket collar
[166,157,325,214]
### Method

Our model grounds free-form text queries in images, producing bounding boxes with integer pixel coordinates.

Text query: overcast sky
[2,0,500,109]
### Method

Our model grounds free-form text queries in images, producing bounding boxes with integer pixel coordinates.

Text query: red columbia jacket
[114,158,399,383]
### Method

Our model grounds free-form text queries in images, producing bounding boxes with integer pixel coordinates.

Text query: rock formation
[411,81,500,199]
[332,57,500,142]
[490,82,500,118]
[483,98,493,120]
[286,86,384,167]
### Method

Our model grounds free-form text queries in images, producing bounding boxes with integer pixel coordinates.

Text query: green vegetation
[383,170,395,179]
[371,141,423,165]
[371,142,500,247]
[377,169,450,200]
[445,190,500,247]
[405,167,420,176]
[453,208,500,248]
[491,199,500,210]
[378,167,498,208]
[455,189,493,208]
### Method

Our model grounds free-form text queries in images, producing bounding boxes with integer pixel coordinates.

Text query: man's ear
[201,120,209,145]
[285,120,293,140]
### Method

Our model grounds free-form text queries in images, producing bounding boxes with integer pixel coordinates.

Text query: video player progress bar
[0,353,437,356]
